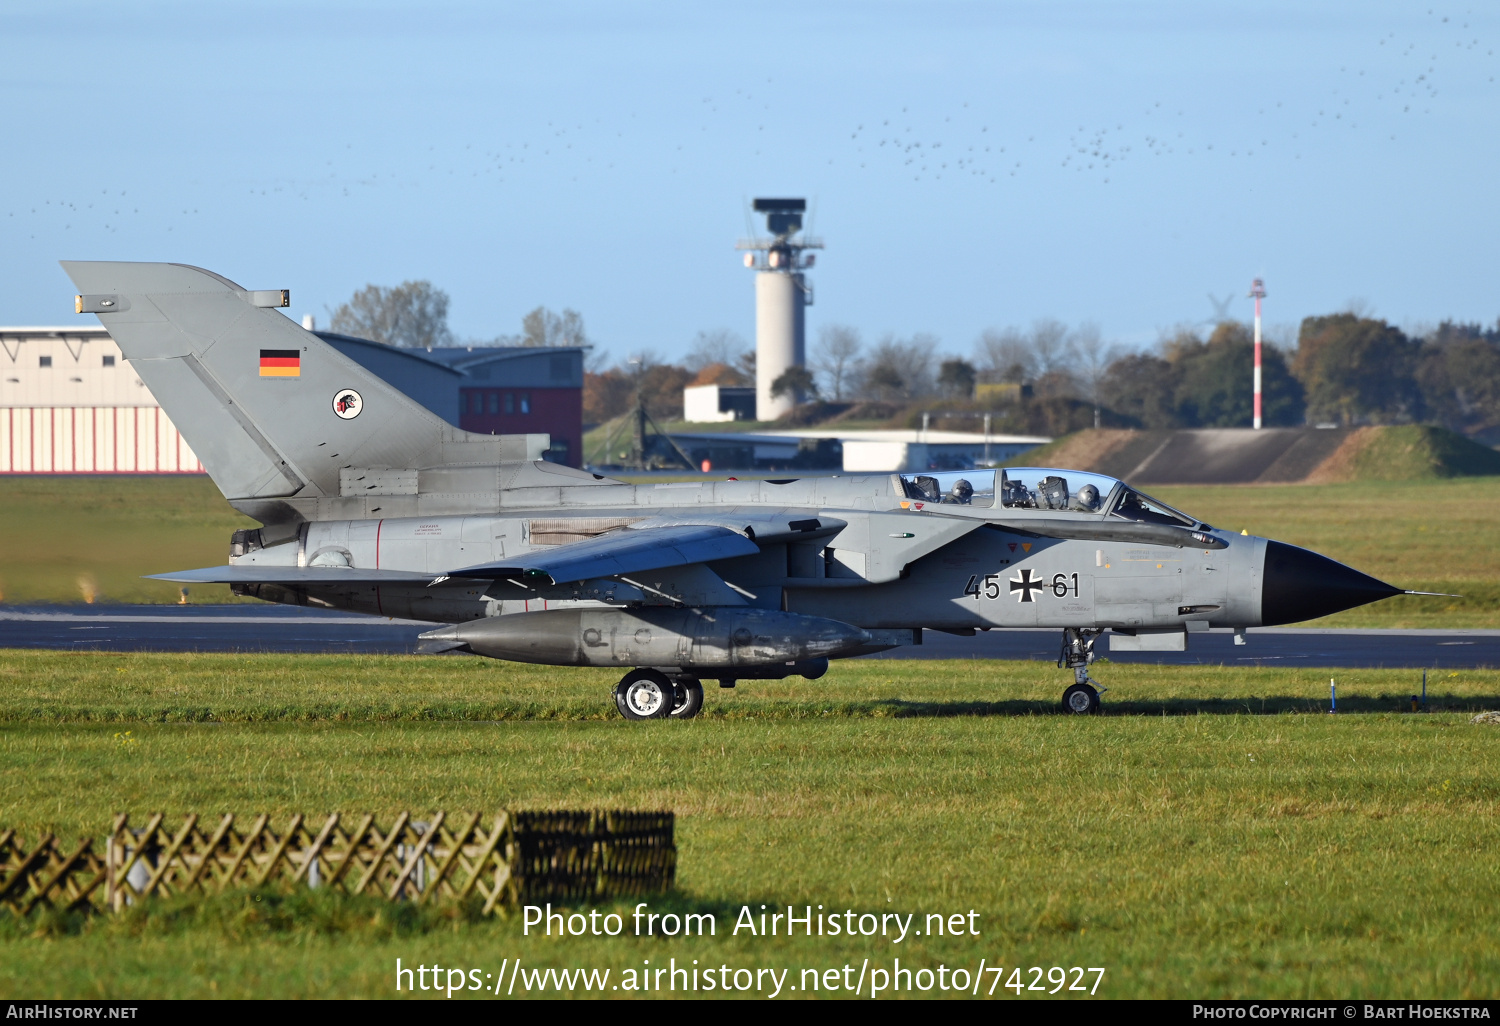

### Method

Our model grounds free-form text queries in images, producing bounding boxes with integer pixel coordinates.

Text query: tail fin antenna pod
[59,261,547,505]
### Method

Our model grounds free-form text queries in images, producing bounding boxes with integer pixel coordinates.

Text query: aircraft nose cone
[1261,540,1401,626]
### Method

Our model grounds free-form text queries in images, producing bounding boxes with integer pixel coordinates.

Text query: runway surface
[1,605,1497,668]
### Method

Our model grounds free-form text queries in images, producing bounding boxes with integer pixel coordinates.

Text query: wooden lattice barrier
[0,811,674,916]
[0,829,108,915]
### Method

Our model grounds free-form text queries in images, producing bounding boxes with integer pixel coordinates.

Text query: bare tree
[520,307,588,347]
[862,334,936,400]
[328,281,454,350]
[973,326,1033,384]
[584,345,613,375]
[736,348,757,384]
[812,324,862,400]
[684,328,750,372]
[1028,318,1074,378]
[1070,322,1120,428]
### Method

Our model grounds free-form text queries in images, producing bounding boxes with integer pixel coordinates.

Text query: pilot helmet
[1076,483,1100,509]
[949,478,974,501]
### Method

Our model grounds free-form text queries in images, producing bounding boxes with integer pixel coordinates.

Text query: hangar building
[0,326,199,473]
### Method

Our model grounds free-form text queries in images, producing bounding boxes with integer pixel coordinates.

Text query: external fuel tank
[420,606,867,668]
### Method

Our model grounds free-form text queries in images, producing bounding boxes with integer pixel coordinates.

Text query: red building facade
[458,385,582,467]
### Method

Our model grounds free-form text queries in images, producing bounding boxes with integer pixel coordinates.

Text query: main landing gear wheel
[670,678,705,719]
[1061,682,1101,715]
[615,669,674,720]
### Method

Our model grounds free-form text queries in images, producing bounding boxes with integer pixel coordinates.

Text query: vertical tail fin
[60,261,547,505]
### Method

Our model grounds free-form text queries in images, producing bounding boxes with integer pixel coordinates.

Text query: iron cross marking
[1010,568,1044,603]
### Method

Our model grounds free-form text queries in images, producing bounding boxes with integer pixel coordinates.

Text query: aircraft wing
[448,524,760,586]
[146,566,445,584]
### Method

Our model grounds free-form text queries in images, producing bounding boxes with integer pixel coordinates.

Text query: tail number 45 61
[964,572,1079,600]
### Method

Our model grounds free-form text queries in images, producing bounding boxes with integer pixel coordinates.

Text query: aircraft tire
[615,669,674,720]
[1061,682,1101,715]
[669,679,705,719]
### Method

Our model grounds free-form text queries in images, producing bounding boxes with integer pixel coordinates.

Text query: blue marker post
[1330,678,1337,714]
[1422,668,1428,710]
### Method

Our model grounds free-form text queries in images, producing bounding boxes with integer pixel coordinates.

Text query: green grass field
[1,651,1498,999]
[1,474,1496,627]
[0,476,255,605]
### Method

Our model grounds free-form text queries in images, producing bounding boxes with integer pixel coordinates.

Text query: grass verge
[0,651,1497,999]
[0,475,254,605]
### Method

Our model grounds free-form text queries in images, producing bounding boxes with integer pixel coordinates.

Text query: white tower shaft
[755,271,805,421]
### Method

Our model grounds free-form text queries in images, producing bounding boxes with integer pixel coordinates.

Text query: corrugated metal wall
[0,407,202,473]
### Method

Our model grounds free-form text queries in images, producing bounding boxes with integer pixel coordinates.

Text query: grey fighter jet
[63,262,1411,719]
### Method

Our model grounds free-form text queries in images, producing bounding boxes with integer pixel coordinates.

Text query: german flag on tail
[259,349,300,377]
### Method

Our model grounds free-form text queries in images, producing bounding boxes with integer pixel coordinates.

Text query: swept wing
[148,523,761,590]
[448,523,760,586]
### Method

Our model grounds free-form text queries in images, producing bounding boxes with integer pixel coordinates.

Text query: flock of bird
[8,8,1495,238]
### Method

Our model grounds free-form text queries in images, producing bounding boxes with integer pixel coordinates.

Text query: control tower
[737,198,822,421]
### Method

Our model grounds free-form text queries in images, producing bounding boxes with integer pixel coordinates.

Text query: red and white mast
[1249,278,1267,430]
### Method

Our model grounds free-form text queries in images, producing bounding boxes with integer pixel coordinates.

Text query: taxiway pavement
[0,605,1496,669]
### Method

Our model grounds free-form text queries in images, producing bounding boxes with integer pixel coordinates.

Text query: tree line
[325,279,1500,441]
[327,280,587,350]
[1100,315,1500,439]
[585,314,1500,442]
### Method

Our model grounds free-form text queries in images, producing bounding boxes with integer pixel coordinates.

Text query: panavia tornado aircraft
[63,261,1415,720]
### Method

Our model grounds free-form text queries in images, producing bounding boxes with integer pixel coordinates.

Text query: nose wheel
[1062,682,1101,715]
[1058,628,1107,715]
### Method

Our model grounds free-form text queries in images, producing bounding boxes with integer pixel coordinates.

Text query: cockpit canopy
[898,469,998,507]
[898,467,1203,528]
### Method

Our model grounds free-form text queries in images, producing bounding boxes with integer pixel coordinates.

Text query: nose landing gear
[1058,628,1107,715]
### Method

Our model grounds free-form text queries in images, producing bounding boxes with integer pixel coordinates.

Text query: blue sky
[3,1,1496,362]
